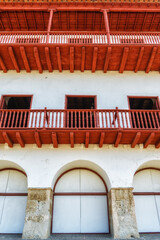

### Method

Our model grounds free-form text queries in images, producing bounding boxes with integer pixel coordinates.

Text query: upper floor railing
[0,0,159,3]
[0,31,159,45]
[0,109,159,130]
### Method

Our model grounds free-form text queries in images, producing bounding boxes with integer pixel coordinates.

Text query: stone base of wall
[22,188,52,239]
[108,188,139,239]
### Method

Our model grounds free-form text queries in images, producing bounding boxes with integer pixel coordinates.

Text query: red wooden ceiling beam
[155,139,160,149]
[131,132,141,148]
[85,132,90,148]
[56,47,62,72]
[104,47,112,73]
[99,132,105,148]
[52,132,58,148]
[134,47,144,73]
[8,47,20,73]
[20,46,30,73]
[34,132,42,148]
[70,47,74,73]
[119,47,129,73]
[70,132,74,148]
[2,132,13,148]
[81,47,85,72]
[33,47,43,73]
[114,132,122,147]
[92,47,98,73]
[145,47,157,73]
[0,56,7,73]
[16,132,25,148]
[45,47,53,72]
[144,132,155,148]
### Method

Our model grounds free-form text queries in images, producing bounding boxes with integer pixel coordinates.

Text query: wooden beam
[155,139,160,149]
[81,47,85,72]
[134,47,144,73]
[70,132,74,148]
[85,132,90,148]
[102,10,110,44]
[114,132,122,148]
[119,47,129,73]
[16,132,25,148]
[47,9,54,43]
[20,46,30,73]
[144,132,155,148]
[33,47,43,73]
[56,47,62,72]
[145,47,157,73]
[52,132,58,148]
[104,47,112,73]
[2,132,13,148]
[99,132,105,148]
[70,47,74,73]
[8,47,20,73]
[0,56,7,73]
[34,132,42,148]
[131,132,141,148]
[92,47,98,73]
[45,47,53,72]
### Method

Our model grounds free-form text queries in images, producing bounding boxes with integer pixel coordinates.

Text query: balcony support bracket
[16,132,25,148]
[144,132,155,148]
[52,132,58,148]
[2,132,13,148]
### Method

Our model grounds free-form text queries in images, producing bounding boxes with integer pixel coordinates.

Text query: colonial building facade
[0,0,159,239]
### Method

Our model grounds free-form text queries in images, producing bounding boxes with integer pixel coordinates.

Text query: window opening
[1,96,32,128]
[66,96,96,128]
[129,97,159,129]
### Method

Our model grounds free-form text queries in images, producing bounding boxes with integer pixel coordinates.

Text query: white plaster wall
[0,144,159,191]
[0,71,159,109]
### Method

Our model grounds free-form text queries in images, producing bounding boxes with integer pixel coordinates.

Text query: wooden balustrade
[0,109,159,130]
[0,31,159,45]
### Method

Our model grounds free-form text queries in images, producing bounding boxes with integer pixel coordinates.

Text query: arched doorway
[133,168,160,233]
[52,168,109,233]
[0,169,27,233]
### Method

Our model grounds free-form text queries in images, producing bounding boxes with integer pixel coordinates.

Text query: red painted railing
[0,109,159,130]
[0,31,159,45]
[0,0,159,3]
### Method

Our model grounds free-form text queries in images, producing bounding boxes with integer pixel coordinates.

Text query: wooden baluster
[116,107,121,129]
[155,112,159,128]
[22,111,27,128]
[82,111,85,128]
[142,111,148,129]
[147,112,152,128]
[121,112,125,128]
[3,111,8,128]
[151,112,156,129]
[90,111,93,128]
[7,111,12,128]
[43,107,47,129]
[101,111,104,128]
[79,111,81,129]
[94,111,96,128]
[59,111,62,128]
[105,111,108,128]
[15,111,19,128]
[131,111,137,129]
[109,111,112,128]
[86,111,89,128]
[55,111,58,128]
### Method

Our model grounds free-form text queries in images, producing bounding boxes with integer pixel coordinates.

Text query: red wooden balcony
[0,109,160,148]
[0,31,159,73]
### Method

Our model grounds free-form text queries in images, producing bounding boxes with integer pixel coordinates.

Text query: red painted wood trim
[131,132,141,148]
[56,47,62,72]
[34,132,42,148]
[119,47,129,73]
[45,47,53,72]
[33,47,43,73]
[155,139,160,149]
[134,47,144,73]
[144,132,155,148]
[99,132,105,148]
[47,10,54,33]
[134,192,160,196]
[114,132,122,147]
[16,132,25,148]
[102,10,110,44]
[54,192,107,196]
[81,47,85,72]
[70,132,74,148]
[85,132,90,148]
[8,47,20,73]
[0,193,28,196]
[127,96,160,110]
[0,56,7,73]
[70,47,74,73]
[65,95,97,109]
[20,46,30,73]
[0,168,27,177]
[104,47,111,73]
[2,131,13,148]
[145,46,158,73]
[52,132,58,148]
[135,167,160,176]
[92,47,98,73]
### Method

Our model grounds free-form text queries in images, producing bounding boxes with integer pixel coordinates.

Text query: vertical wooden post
[47,10,54,44]
[102,10,110,45]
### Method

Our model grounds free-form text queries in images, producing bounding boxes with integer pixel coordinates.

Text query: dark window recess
[129,97,159,129]
[68,38,92,44]
[16,38,40,44]
[1,96,31,128]
[66,97,96,128]
[120,38,144,44]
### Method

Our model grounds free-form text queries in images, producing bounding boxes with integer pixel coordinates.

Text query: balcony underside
[0,45,159,73]
[0,129,160,148]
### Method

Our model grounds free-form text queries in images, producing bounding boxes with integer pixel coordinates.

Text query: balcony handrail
[0,109,159,130]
